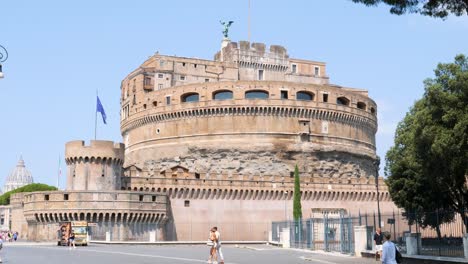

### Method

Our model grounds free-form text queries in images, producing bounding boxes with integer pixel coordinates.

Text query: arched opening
[213,90,233,100]
[357,102,367,110]
[181,92,199,103]
[370,107,376,115]
[336,96,350,106]
[296,91,314,101]
[245,90,269,99]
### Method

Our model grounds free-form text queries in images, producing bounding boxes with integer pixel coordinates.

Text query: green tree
[386,54,468,232]
[293,165,302,220]
[352,0,468,18]
[0,183,57,205]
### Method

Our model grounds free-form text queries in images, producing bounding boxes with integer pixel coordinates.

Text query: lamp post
[374,157,382,228]
[0,45,8,79]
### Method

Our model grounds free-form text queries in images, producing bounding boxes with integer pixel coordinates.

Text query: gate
[274,214,356,255]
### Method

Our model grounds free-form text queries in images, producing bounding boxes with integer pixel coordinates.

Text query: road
[0,244,379,264]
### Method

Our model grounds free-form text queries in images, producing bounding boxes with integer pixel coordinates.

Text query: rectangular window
[195,173,200,179]
[45,194,50,201]
[281,90,288,99]
[158,73,163,78]
[205,78,209,82]
[152,195,156,202]
[323,93,328,103]
[182,62,186,67]
[180,75,186,81]
[292,64,297,73]
[290,172,294,178]
[144,77,151,85]
[194,64,197,68]
[159,61,164,67]
[166,96,171,105]
[184,200,190,207]
[314,66,320,76]
[158,84,163,90]
[258,70,264,80]
[139,195,144,202]
[64,194,69,201]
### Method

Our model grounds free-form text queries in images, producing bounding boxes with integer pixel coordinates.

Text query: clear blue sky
[1,0,467,189]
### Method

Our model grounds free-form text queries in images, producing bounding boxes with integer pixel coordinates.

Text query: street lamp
[374,157,382,228]
[0,45,9,79]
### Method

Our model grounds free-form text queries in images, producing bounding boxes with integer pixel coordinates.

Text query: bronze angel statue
[220,20,234,38]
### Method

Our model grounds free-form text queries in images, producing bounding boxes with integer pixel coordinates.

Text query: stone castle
[11,39,397,241]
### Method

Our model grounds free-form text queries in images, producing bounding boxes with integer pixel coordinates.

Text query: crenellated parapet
[19,191,167,224]
[65,140,125,191]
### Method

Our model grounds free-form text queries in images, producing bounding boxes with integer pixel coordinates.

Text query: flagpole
[95,90,98,140]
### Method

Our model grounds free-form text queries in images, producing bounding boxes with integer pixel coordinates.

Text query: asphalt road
[0,244,379,264]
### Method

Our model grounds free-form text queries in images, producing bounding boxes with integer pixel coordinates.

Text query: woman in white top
[381,232,397,264]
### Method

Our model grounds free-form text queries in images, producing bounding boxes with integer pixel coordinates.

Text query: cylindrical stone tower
[65,140,124,191]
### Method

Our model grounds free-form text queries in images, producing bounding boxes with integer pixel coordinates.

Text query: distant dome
[4,156,34,192]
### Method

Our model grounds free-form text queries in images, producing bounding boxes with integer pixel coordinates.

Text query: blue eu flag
[96,96,107,124]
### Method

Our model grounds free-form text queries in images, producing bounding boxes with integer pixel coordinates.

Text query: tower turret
[65,140,124,191]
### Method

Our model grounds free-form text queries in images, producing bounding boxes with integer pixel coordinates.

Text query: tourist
[374,227,383,260]
[381,232,397,264]
[213,227,224,264]
[68,232,76,249]
[207,228,217,264]
[13,232,17,242]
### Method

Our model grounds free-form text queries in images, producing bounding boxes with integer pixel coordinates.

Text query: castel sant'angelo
[11,35,397,242]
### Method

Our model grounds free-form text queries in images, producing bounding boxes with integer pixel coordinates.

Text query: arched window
[245,90,269,99]
[181,93,199,103]
[370,107,376,115]
[336,96,350,106]
[213,90,233,100]
[357,102,367,110]
[296,91,314,101]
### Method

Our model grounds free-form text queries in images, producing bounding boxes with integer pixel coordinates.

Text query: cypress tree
[293,164,302,220]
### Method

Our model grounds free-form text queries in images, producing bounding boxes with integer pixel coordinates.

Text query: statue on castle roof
[220,20,234,38]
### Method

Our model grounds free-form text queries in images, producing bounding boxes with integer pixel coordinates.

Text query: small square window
[45,194,50,201]
[158,73,163,78]
[180,76,186,81]
[281,90,288,99]
[158,84,163,90]
[184,200,190,207]
[195,173,200,179]
[323,94,328,103]
[64,194,69,201]
[205,79,209,82]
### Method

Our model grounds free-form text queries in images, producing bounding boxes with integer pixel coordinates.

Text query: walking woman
[207,228,218,264]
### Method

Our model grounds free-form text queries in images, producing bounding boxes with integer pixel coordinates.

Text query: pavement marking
[300,256,338,264]
[20,246,239,264]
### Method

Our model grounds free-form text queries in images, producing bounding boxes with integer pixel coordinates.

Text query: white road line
[300,256,338,264]
[25,246,239,264]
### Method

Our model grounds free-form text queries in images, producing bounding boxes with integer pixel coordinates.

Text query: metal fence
[359,210,466,258]
[272,213,357,255]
